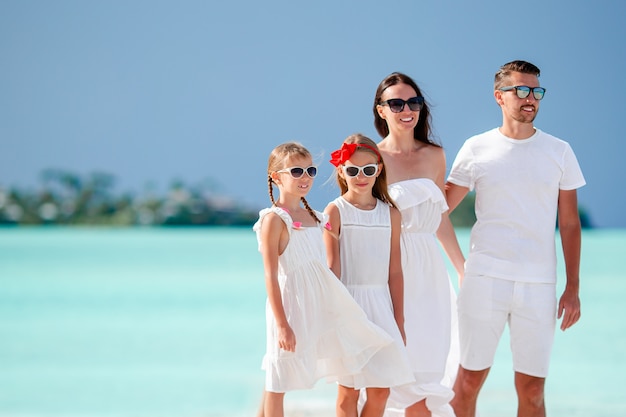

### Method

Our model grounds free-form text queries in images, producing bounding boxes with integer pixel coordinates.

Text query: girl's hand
[394,313,407,345]
[277,324,296,352]
[398,324,407,346]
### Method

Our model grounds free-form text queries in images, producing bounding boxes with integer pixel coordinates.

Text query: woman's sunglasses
[498,85,546,100]
[342,163,378,178]
[379,96,424,113]
[276,166,317,179]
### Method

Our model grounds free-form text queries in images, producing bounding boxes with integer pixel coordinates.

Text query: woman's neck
[380,132,424,155]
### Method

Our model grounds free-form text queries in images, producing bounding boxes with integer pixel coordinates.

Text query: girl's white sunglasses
[276,165,317,179]
[342,163,378,177]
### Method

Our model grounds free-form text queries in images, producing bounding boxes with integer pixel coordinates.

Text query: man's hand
[558,286,581,331]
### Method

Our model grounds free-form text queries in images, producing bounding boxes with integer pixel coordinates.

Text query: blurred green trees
[0,170,592,228]
[448,192,477,228]
[0,170,257,226]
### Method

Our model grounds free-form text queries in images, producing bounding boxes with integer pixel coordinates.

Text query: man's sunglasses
[498,85,546,100]
[276,166,317,179]
[342,163,378,178]
[379,96,424,113]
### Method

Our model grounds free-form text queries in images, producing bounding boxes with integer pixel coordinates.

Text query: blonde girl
[254,141,392,417]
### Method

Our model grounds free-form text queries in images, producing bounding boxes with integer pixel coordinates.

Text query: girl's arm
[323,202,342,279]
[388,206,406,344]
[260,213,296,352]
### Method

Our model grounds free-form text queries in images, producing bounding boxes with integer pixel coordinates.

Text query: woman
[373,73,465,417]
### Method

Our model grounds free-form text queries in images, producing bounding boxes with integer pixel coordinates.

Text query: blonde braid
[268,176,276,206]
[301,197,321,224]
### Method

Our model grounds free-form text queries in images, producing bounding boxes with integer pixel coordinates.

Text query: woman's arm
[433,148,466,285]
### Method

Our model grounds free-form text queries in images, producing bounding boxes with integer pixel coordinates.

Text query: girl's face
[339,150,381,195]
[377,82,420,134]
[273,155,315,199]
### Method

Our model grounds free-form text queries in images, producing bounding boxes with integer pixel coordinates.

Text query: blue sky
[1,0,625,227]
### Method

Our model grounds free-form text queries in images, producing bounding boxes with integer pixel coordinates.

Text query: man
[446,60,586,417]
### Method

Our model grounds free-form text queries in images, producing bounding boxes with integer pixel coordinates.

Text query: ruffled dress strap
[314,210,330,232]
[252,207,294,251]
[253,207,293,233]
[253,207,327,231]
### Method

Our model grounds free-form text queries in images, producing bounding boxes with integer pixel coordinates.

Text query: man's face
[495,71,542,124]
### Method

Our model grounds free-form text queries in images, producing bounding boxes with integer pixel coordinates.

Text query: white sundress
[253,206,393,393]
[385,178,459,417]
[332,197,418,406]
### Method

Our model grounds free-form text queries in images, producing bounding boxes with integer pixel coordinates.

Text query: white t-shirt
[447,128,586,283]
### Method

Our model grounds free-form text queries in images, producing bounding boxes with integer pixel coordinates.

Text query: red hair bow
[329,143,381,167]
[329,143,358,167]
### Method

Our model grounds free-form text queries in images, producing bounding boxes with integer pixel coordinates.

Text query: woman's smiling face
[377,82,420,134]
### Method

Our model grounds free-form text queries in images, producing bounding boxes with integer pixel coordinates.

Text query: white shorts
[457,275,557,378]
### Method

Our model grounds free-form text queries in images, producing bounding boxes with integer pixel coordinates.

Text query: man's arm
[445,182,470,213]
[557,188,582,331]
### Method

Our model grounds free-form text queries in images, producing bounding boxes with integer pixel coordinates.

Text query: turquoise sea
[0,227,625,417]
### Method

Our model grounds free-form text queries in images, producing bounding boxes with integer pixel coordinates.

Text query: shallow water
[0,227,624,416]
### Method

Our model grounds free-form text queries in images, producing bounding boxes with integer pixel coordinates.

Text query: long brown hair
[266,141,320,223]
[373,72,440,148]
[333,134,397,209]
